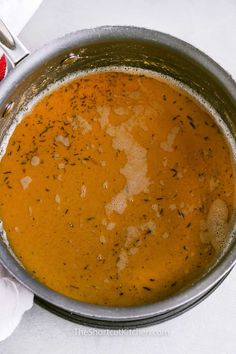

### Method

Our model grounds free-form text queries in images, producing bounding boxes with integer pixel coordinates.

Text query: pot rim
[0,25,236,322]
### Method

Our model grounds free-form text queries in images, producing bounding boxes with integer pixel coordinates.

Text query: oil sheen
[0,70,235,306]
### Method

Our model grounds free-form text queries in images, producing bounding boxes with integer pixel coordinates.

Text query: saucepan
[0,19,236,328]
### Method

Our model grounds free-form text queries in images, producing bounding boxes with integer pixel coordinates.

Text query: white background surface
[1,0,236,353]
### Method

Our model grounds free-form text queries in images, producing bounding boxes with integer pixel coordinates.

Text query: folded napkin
[0,0,42,342]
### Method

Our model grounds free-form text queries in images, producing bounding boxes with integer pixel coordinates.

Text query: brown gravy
[0,70,235,306]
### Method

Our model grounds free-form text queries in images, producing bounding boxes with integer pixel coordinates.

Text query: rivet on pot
[61,53,79,66]
[2,102,14,118]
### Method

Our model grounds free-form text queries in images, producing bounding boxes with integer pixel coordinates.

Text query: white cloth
[0,0,42,342]
[0,268,33,342]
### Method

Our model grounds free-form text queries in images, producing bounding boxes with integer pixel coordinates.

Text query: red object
[0,54,7,81]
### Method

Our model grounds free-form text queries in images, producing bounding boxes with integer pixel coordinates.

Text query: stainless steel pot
[0,19,236,328]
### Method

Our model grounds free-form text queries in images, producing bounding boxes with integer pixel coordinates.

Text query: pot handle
[0,18,29,66]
